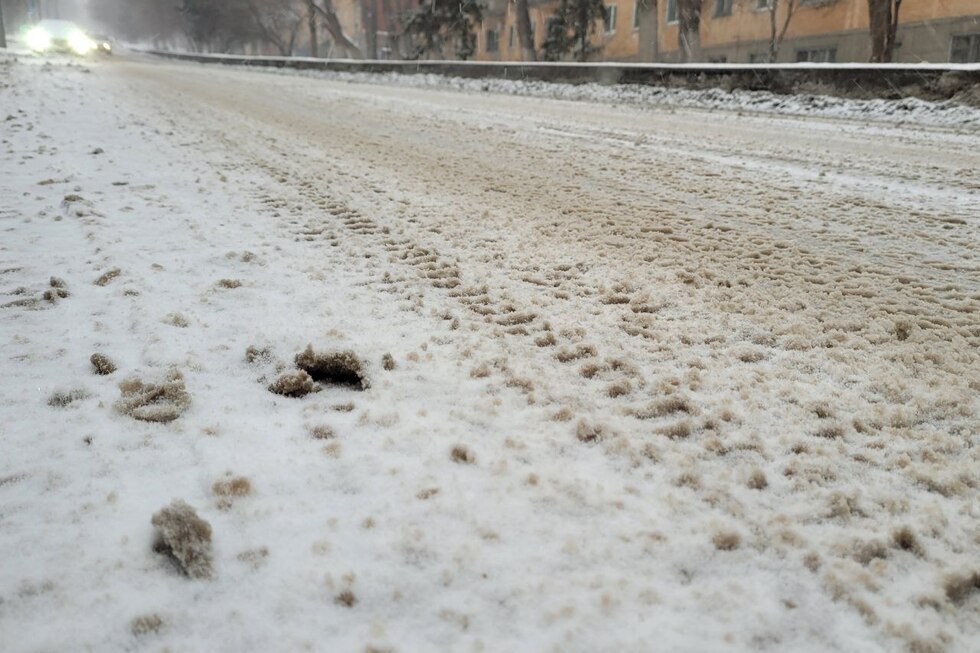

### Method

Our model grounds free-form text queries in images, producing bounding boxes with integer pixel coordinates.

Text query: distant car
[92,34,114,56]
[26,20,98,56]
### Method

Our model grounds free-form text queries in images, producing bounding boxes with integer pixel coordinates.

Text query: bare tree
[868,0,901,62]
[515,0,536,61]
[361,0,377,59]
[180,0,258,53]
[675,0,701,62]
[249,0,304,56]
[542,0,605,62]
[767,0,796,63]
[90,0,187,47]
[306,0,318,56]
[311,0,362,58]
[402,0,482,60]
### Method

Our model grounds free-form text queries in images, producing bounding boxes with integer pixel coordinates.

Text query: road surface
[1,56,978,652]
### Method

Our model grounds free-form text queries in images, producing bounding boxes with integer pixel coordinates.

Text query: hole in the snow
[295,345,370,390]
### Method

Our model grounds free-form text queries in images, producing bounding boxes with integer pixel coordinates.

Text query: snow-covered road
[1,56,978,652]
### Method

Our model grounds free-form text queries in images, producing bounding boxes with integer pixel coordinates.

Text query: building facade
[655,0,980,63]
[472,0,643,61]
[457,0,980,63]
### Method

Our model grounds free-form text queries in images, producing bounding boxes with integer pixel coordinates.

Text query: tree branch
[311,0,363,58]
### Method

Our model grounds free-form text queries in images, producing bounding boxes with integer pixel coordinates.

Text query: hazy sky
[36,0,101,28]
[39,0,90,21]
[10,0,91,22]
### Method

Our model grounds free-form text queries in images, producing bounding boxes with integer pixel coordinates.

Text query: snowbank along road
[1,55,978,652]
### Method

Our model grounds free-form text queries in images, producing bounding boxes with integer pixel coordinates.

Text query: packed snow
[208,59,980,129]
[1,54,978,652]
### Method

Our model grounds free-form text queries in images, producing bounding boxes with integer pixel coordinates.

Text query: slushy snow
[1,54,978,652]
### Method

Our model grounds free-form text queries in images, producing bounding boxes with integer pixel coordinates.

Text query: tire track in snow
[103,59,980,652]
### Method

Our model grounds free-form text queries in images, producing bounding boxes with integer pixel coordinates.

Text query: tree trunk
[677,0,701,63]
[868,0,900,63]
[289,22,301,56]
[307,0,319,57]
[886,0,901,62]
[382,0,406,58]
[768,0,778,62]
[515,0,536,61]
[361,0,377,59]
[575,2,589,63]
[248,2,287,57]
[649,0,659,62]
[313,1,362,58]
[0,0,7,50]
[768,0,795,63]
[868,0,886,62]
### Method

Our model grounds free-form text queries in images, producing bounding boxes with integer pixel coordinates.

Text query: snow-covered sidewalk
[1,56,977,652]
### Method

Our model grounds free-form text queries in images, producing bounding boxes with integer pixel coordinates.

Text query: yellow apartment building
[464,0,980,63]
[473,0,643,61]
[655,0,980,63]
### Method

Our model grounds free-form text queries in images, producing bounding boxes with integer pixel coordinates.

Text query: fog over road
[1,56,978,652]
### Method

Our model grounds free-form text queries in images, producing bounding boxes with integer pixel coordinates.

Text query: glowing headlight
[68,30,96,55]
[26,27,51,52]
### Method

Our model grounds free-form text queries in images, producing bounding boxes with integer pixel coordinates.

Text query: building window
[796,47,837,63]
[633,0,641,29]
[603,5,617,34]
[749,52,769,63]
[707,55,728,63]
[485,28,499,52]
[755,0,771,9]
[714,0,732,17]
[951,33,980,63]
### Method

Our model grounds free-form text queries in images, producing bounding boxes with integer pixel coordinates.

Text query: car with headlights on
[26,20,99,56]
[91,34,115,56]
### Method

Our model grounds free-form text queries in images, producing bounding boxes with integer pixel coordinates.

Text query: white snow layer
[215,61,980,129]
[0,56,978,653]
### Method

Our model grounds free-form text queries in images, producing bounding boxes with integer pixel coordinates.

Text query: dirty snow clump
[268,370,316,397]
[90,352,117,375]
[151,500,213,579]
[295,345,370,389]
[114,369,190,422]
